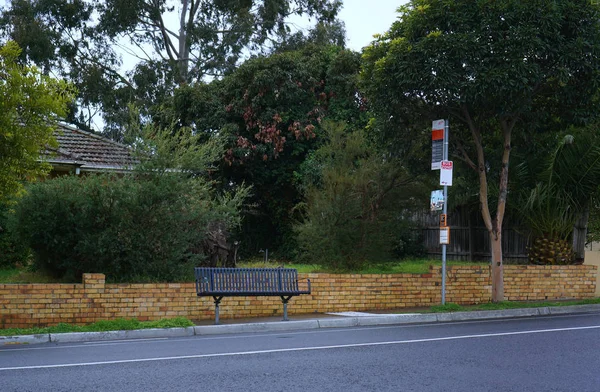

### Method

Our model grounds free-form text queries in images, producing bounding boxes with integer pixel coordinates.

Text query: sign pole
[441,120,449,305]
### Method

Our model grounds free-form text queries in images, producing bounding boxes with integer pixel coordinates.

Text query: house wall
[0,265,596,329]
[584,249,600,296]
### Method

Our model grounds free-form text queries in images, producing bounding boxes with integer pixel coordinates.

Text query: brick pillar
[82,273,106,323]
[83,273,106,293]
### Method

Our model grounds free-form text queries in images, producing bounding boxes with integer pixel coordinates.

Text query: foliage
[513,131,600,264]
[11,172,248,282]
[527,236,575,265]
[133,120,226,175]
[161,44,367,258]
[361,0,600,300]
[391,217,427,260]
[0,41,75,201]
[295,122,426,270]
[588,196,600,246]
[0,0,341,135]
[0,202,30,268]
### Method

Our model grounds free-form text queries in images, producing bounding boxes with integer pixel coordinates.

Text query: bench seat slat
[194,267,310,296]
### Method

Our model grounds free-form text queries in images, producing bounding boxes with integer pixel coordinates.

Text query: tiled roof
[43,124,138,172]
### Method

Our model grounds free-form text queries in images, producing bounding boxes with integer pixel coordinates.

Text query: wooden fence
[417,208,530,262]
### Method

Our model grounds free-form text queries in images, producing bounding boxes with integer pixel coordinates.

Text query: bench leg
[213,296,223,325]
[280,296,293,321]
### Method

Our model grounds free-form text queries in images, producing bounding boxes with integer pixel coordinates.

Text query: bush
[12,173,246,282]
[391,218,426,260]
[0,202,30,268]
[295,122,427,270]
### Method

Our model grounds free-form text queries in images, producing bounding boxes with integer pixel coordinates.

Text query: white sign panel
[432,119,445,130]
[440,227,450,245]
[440,160,453,186]
[431,120,445,170]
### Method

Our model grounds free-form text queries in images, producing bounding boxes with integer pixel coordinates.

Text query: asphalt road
[1,313,599,392]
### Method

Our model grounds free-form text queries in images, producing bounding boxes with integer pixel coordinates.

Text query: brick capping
[0,265,596,329]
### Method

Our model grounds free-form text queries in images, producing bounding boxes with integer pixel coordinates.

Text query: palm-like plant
[515,131,600,265]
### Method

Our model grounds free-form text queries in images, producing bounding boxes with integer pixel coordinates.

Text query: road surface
[1,312,599,391]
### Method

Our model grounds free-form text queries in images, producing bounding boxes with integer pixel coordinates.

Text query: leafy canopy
[0,41,75,201]
[362,0,600,140]
[160,44,366,257]
[295,121,426,270]
[361,0,600,300]
[0,0,341,135]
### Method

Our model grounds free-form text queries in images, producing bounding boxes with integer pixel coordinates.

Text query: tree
[0,40,75,201]
[160,43,367,257]
[295,121,426,269]
[361,0,600,301]
[12,120,249,282]
[1,0,341,135]
[514,129,600,264]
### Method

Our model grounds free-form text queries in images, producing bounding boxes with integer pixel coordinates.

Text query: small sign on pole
[431,120,445,170]
[439,214,447,227]
[430,190,444,212]
[440,227,450,245]
[440,160,453,186]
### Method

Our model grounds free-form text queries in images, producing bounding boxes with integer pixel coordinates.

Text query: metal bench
[194,267,311,324]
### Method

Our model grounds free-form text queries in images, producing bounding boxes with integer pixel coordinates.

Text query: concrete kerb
[0,334,50,345]
[435,308,543,322]
[193,320,319,335]
[356,314,438,326]
[546,304,600,315]
[2,304,600,346]
[50,327,195,343]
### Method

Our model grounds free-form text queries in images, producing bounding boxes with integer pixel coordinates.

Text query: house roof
[43,124,138,172]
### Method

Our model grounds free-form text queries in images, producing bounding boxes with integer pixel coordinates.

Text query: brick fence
[0,265,596,329]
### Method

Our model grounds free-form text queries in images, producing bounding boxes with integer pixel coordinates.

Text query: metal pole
[215,301,220,325]
[441,119,449,305]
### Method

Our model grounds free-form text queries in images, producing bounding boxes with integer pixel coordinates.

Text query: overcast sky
[339,0,407,51]
[0,0,408,55]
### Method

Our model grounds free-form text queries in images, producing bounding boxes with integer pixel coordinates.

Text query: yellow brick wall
[0,266,596,328]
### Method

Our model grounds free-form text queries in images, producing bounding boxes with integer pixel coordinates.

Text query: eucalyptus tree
[0,0,341,136]
[159,43,367,257]
[361,0,600,301]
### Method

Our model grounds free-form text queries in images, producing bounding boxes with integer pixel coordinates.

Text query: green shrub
[0,202,30,268]
[392,218,426,260]
[295,122,427,270]
[12,173,246,282]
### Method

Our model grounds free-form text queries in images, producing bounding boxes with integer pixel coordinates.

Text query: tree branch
[455,141,477,171]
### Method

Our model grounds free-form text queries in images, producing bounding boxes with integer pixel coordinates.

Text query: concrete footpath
[2,304,600,346]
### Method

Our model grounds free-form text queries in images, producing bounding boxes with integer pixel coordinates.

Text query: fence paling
[422,226,529,262]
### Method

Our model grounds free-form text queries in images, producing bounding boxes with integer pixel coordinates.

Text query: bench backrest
[195,267,302,295]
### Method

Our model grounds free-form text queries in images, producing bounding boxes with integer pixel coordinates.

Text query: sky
[339,0,407,51]
[0,0,408,59]
[0,0,410,130]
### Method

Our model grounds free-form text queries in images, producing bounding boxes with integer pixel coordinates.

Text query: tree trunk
[490,230,504,302]
[572,203,590,263]
[178,0,190,84]
[462,108,513,303]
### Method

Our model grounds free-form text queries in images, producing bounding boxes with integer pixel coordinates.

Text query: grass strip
[238,259,489,275]
[0,317,194,337]
[428,298,600,313]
